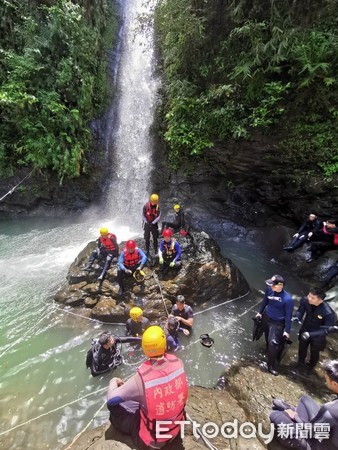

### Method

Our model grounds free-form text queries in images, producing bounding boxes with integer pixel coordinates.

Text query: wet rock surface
[62,356,338,450]
[54,229,250,323]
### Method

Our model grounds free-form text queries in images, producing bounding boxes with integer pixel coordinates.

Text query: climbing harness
[0,169,34,202]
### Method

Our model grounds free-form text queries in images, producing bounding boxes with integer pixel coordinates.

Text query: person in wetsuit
[142,194,161,256]
[270,359,338,449]
[283,213,322,252]
[256,274,294,376]
[86,332,122,377]
[125,307,151,337]
[293,287,336,368]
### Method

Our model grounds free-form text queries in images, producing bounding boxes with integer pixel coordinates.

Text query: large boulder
[54,229,249,323]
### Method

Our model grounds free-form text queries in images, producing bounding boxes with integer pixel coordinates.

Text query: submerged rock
[54,228,249,323]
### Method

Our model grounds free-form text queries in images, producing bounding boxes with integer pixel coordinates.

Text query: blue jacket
[259,287,294,333]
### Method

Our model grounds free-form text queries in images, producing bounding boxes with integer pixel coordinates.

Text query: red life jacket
[123,247,141,267]
[163,239,176,257]
[323,226,338,245]
[99,233,117,251]
[145,202,159,223]
[138,354,188,447]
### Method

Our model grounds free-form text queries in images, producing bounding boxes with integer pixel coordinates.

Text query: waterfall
[105,0,160,226]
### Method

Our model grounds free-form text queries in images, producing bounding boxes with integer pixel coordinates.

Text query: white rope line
[186,412,219,450]
[0,386,107,437]
[151,270,170,316]
[0,170,34,202]
[52,302,126,325]
[194,290,250,316]
[0,305,57,360]
[63,400,107,450]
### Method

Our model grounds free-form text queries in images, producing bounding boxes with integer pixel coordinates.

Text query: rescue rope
[63,400,107,450]
[0,305,56,360]
[194,290,250,316]
[0,386,107,437]
[51,302,126,326]
[151,270,170,316]
[0,169,35,202]
[185,412,219,450]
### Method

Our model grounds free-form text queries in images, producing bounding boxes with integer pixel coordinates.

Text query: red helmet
[126,239,136,250]
[162,228,173,237]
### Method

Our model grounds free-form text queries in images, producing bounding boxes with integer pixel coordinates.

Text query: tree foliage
[155,0,338,175]
[0,0,117,181]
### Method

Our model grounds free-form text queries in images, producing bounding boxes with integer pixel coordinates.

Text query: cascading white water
[106,0,160,224]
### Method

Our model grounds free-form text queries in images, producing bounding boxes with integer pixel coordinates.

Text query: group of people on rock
[83,194,188,290]
[82,204,338,450]
[283,213,338,285]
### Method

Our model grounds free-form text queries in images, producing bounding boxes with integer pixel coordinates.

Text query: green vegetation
[155,0,338,175]
[0,0,118,181]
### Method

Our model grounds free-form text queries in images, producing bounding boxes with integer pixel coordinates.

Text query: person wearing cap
[83,228,119,282]
[269,359,338,449]
[86,332,122,377]
[106,326,188,449]
[256,274,294,376]
[165,317,190,352]
[158,228,182,274]
[306,219,338,263]
[142,194,161,256]
[293,287,336,368]
[117,240,147,295]
[283,213,322,252]
[161,204,188,236]
[125,307,151,337]
[170,295,193,330]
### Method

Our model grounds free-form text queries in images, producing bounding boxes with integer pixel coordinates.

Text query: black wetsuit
[295,298,336,367]
[86,339,121,377]
[270,395,338,449]
[125,317,151,336]
[286,217,322,251]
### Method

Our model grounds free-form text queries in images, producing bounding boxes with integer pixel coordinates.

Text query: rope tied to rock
[151,270,170,316]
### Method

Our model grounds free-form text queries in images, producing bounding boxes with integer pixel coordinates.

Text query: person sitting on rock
[125,307,151,337]
[283,213,322,252]
[165,316,190,352]
[170,295,194,331]
[83,227,119,282]
[158,228,182,274]
[307,219,338,263]
[293,287,336,369]
[142,193,161,256]
[117,240,147,295]
[86,332,122,377]
[161,204,189,236]
[269,359,338,449]
[106,326,188,450]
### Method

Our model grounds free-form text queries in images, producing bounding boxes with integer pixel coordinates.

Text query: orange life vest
[138,354,188,447]
[99,233,117,251]
[123,247,141,267]
[145,202,159,223]
[163,239,176,257]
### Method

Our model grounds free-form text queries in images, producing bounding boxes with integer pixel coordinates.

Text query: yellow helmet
[100,227,109,236]
[130,307,143,321]
[150,194,159,204]
[174,204,181,211]
[142,326,166,358]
